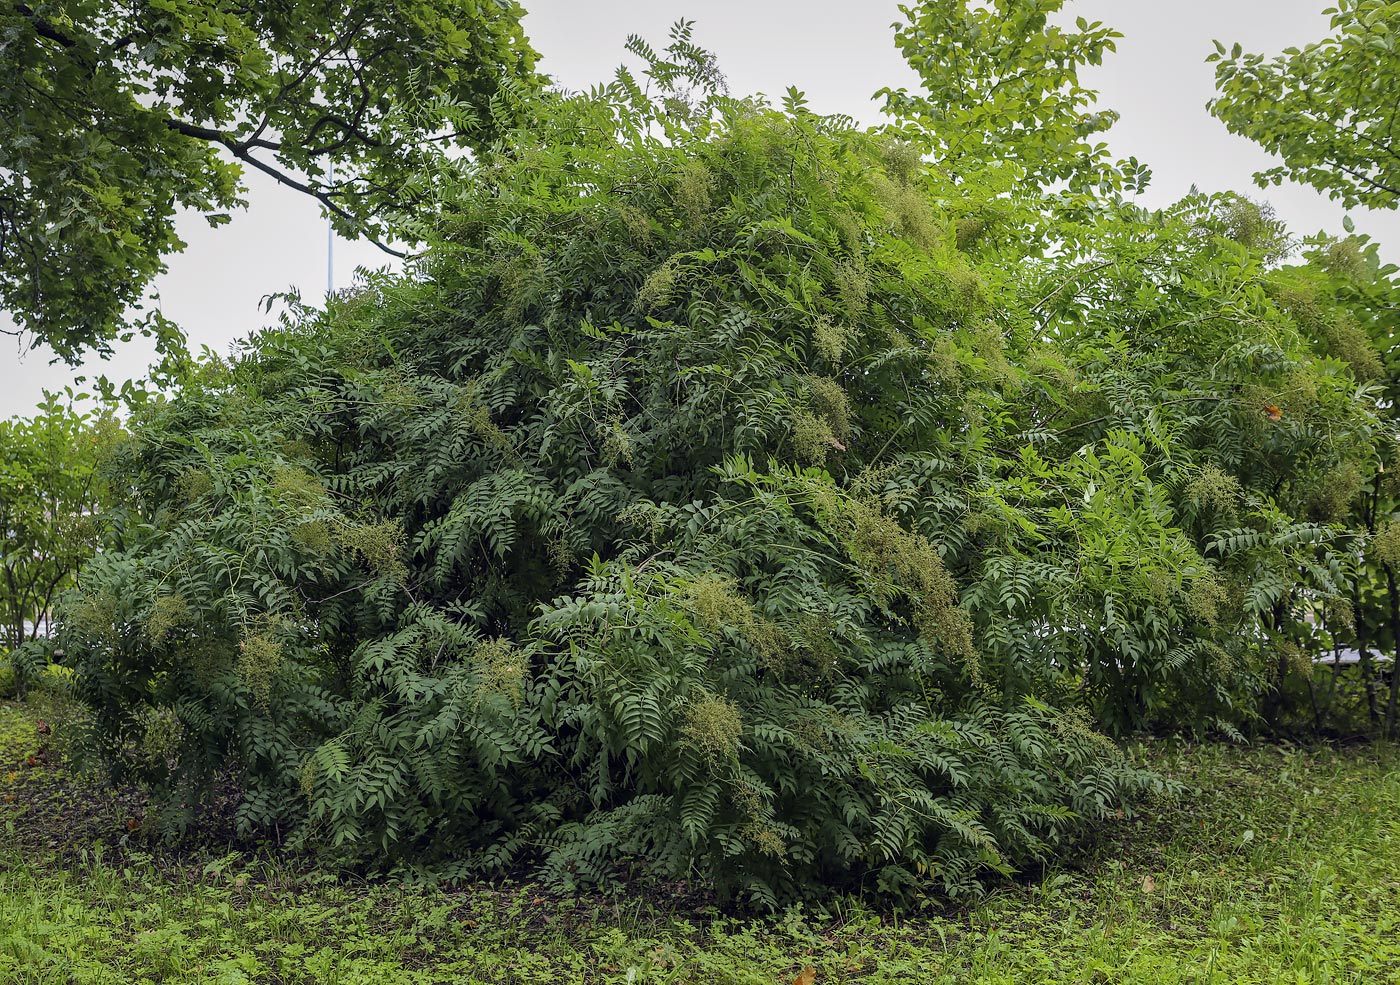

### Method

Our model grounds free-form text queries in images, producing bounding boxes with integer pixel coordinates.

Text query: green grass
[2,700,1398,983]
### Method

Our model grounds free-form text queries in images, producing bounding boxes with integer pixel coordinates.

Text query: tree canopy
[1209,0,1400,211]
[1,0,539,362]
[879,0,1150,197]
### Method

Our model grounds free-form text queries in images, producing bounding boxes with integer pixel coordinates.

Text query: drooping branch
[233,152,406,258]
[161,116,405,258]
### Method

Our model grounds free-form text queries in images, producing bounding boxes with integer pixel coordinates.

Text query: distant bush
[53,32,1379,904]
[0,658,15,701]
[0,394,120,660]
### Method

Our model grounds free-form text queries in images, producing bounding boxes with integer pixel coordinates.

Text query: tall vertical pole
[326,160,335,296]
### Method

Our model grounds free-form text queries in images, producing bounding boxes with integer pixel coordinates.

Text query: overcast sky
[4,0,1394,419]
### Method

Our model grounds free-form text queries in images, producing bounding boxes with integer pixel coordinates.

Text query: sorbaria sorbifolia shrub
[57,27,1379,905]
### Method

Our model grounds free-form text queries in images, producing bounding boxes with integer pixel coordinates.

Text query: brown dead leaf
[793,967,817,985]
[1141,874,1156,893]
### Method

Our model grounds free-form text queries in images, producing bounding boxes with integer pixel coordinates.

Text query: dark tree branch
[254,18,368,139]
[303,111,382,156]
[161,117,407,257]
[238,154,405,258]
[1330,158,1400,201]
[15,2,77,49]
[163,117,280,153]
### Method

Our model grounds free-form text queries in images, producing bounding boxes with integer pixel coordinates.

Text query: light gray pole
[327,160,335,296]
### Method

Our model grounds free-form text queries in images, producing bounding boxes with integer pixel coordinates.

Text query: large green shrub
[55,30,1379,903]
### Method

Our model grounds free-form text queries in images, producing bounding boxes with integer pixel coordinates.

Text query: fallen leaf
[1141,874,1156,893]
[125,818,141,832]
[793,967,817,985]
[1264,404,1283,422]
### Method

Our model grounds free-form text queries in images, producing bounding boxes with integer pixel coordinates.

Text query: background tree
[0,0,539,362]
[1212,2,1400,736]
[1208,0,1400,211]
[1268,233,1400,737]
[0,392,119,690]
[878,0,1150,197]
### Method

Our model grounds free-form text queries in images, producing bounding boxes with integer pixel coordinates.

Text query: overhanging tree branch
[162,116,406,258]
[163,117,282,154]
[5,0,537,359]
[15,2,77,49]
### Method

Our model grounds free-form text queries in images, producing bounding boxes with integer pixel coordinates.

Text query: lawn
[1,699,1397,984]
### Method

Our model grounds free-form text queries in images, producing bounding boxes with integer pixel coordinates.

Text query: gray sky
[4,0,1394,419]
